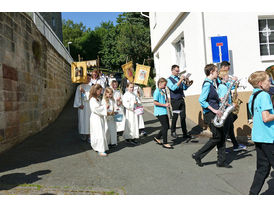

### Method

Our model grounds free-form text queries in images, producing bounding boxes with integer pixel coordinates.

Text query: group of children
[74,76,146,157]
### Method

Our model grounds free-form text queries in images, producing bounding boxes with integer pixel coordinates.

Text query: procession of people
[73,61,274,194]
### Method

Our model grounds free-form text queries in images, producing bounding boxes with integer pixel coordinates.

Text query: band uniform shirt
[199,78,220,114]
[153,88,168,116]
[167,75,189,95]
[217,82,232,105]
[248,88,274,143]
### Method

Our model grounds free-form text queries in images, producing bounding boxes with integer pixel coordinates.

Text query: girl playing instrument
[153,78,173,149]
[89,84,109,157]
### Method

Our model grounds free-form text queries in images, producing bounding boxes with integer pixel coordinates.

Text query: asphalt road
[0,98,273,195]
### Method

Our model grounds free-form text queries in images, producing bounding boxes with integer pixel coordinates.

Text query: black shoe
[192,153,203,167]
[216,162,232,168]
[171,132,178,138]
[130,139,139,145]
[183,134,192,139]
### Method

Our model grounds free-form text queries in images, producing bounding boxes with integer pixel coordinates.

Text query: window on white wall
[174,37,186,69]
[259,18,274,56]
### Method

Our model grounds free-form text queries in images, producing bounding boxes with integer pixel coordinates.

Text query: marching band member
[218,70,246,152]
[192,64,231,168]
[102,87,118,147]
[167,64,191,139]
[73,73,92,142]
[248,71,274,195]
[153,78,173,149]
[89,84,109,157]
[122,82,142,145]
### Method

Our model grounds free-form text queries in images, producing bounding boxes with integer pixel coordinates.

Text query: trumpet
[182,73,193,87]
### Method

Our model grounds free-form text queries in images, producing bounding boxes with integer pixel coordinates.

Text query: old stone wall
[0,12,75,154]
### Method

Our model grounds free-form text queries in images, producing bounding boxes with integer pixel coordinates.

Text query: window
[258,18,274,56]
[174,37,186,69]
[52,17,56,28]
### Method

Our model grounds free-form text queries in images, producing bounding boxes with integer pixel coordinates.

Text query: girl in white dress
[122,82,142,145]
[111,80,125,133]
[89,84,109,157]
[102,87,117,147]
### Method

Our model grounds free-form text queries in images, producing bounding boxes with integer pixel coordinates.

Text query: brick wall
[0,12,75,154]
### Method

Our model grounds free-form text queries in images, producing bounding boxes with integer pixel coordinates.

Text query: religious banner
[71,61,87,83]
[134,64,150,86]
[121,61,134,82]
[87,59,99,69]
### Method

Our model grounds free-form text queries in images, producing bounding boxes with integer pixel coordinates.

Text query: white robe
[122,91,142,139]
[89,77,106,89]
[113,89,125,132]
[73,84,91,135]
[102,98,117,145]
[133,85,145,129]
[89,97,108,153]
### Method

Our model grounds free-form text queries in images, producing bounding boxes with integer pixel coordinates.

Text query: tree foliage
[62,12,153,73]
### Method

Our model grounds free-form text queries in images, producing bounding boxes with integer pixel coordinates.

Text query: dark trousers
[195,111,226,164]
[156,115,170,144]
[224,113,239,148]
[170,98,187,135]
[249,142,274,195]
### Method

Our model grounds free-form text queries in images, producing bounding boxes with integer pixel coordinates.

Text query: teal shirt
[248,88,274,143]
[217,82,232,105]
[153,88,167,116]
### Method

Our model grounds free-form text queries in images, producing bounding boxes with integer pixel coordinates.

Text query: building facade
[149,12,274,137]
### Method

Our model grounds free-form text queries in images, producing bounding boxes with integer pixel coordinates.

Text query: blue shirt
[167,75,189,91]
[199,78,213,114]
[153,88,168,116]
[217,82,232,105]
[248,88,274,143]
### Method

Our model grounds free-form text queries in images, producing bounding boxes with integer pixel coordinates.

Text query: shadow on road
[0,170,51,191]
[0,97,91,173]
[261,171,274,195]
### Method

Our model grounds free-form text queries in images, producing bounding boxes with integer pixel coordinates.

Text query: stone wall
[0,12,75,154]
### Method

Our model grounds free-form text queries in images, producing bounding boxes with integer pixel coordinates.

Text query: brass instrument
[180,71,193,87]
[164,88,173,118]
[232,81,243,115]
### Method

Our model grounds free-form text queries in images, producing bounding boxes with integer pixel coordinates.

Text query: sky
[62,12,123,30]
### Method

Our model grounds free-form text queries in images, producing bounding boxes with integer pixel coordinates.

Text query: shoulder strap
[251,90,263,116]
[168,76,177,84]
[202,80,212,87]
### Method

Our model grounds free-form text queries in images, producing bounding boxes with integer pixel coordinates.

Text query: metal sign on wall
[211,36,229,63]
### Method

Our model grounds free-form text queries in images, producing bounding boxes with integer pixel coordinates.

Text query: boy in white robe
[102,87,117,147]
[111,80,125,133]
[89,84,109,157]
[122,82,142,145]
[133,84,146,136]
[73,74,92,142]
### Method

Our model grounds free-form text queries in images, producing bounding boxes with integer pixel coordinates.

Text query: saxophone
[213,81,235,127]
[232,81,243,115]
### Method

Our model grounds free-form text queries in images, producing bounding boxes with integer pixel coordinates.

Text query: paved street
[0,98,273,195]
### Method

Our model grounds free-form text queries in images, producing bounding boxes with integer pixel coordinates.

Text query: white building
[149,12,274,136]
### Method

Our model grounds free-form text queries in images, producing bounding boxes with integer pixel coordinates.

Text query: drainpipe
[202,12,208,65]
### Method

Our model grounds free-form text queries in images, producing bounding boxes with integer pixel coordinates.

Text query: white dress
[122,91,141,139]
[89,77,106,89]
[89,97,108,153]
[113,89,125,132]
[133,85,145,129]
[73,84,91,135]
[102,98,117,145]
